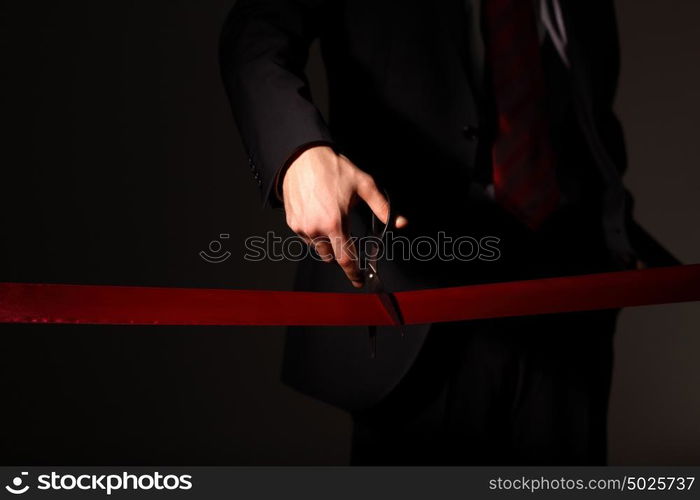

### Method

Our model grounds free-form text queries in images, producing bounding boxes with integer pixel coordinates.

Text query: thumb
[356,175,408,229]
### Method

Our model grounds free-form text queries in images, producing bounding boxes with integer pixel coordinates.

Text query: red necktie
[484,0,560,229]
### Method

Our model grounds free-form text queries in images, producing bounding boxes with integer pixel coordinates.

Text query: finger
[310,236,334,262]
[329,230,363,287]
[356,174,408,228]
[356,175,390,224]
[295,230,312,246]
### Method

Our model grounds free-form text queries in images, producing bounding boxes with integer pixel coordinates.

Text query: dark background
[0,0,698,464]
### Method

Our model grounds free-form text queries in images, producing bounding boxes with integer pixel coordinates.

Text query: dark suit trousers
[350,205,620,465]
[350,310,617,465]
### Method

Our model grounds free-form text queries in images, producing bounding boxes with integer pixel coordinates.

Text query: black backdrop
[0,0,698,464]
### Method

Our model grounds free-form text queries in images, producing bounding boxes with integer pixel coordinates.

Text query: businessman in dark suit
[219,0,669,464]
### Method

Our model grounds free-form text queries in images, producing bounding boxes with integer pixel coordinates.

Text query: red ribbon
[1,265,699,326]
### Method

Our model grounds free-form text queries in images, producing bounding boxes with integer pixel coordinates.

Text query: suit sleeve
[219,0,334,207]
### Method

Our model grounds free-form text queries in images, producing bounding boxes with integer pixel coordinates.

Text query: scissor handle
[366,190,405,359]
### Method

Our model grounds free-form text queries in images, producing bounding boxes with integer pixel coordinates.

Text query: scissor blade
[376,291,405,336]
[368,325,377,358]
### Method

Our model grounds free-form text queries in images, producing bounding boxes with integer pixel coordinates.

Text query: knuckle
[336,255,351,267]
[357,174,373,191]
[337,252,357,269]
[320,218,341,235]
[300,223,317,237]
[318,250,334,262]
[310,235,328,246]
[318,252,334,262]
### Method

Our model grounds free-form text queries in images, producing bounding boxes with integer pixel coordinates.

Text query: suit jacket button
[463,125,479,140]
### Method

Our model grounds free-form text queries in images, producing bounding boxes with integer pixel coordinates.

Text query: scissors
[362,193,405,358]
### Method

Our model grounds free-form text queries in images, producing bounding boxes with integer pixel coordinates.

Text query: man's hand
[281,145,407,287]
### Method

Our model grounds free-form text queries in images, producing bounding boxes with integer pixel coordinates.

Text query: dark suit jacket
[219,0,676,412]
